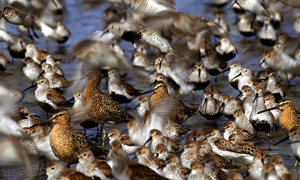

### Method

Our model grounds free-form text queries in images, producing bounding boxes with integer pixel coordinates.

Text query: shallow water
[1,0,300,179]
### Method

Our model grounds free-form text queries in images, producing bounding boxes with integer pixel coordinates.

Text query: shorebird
[107,68,141,104]
[264,94,281,124]
[54,20,71,45]
[132,50,152,68]
[232,0,270,20]
[49,110,108,165]
[208,86,223,102]
[128,96,187,145]
[7,35,26,60]
[81,70,134,143]
[40,63,68,93]
[198,141,239,171]
[187,62,210,97]
[26,124,58,161]
[201,50,228,77]
[148,81,195,124]
[198,92,221,120]
[108,129,140,155]
[264,72,286,102]
[219,95,242,118]
[69,37,132,70]
[154,143,170,161]
[259,18,277,46]
[22,57,41,84]
[270,156,295,179]
[0,53,10,72]
[238,14,258,37]
[152,73,177,96]
[233,109,255,135]
[202,153,228,180]
[186,129,205,143]
[144,129,179,154]
[71,90,99,135]
[214,12,230,32]
[180,141,199,169]
[135,95,150,119]
[234,67,258,92]
[25,44,48,65]
[46,160,92,180]
[262,163,280,180]
[294,16,300,35]
[223,121,256,141]
[205,129,253,165]
[250,87,275,134]
[107,141,166,180]
[0,7,40,39]
[76,149,113,180]
[258,99,300,135]
[161,154,190,180]
[188,161,208,180]
[228,134,257,156]
[24,77,70,114]
[247,149,266,180]
[136,146,165,176]
[17,106,43,128]
[215,37,237,61]
[44,54,64,76]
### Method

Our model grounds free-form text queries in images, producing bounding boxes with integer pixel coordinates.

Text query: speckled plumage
[49,110,108,164]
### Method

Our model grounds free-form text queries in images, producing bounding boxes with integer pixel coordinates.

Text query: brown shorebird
[258,99,300,135]
[0,7,40,40]
[147,81,195,124]
[49,110,108,165]
[81,70,134,143]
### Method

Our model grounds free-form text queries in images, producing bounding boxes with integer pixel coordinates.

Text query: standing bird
[232,0,270,26]
[76,149,113,180]
[0,7,40,40]
[148,81,195,124]
[49,110,108,165]
[107,68,141,104]
[23,77,69,114]
[188,62,210,98]
[81,70,134,143]
[258,99,300,135]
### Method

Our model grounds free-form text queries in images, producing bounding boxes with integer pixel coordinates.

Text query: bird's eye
[83,153,86,156]
[51,167,55,170]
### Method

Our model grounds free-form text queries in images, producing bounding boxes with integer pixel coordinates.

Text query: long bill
[232,72,241,80]
[257,106,279,114]
[274,136,289,146]
[144,136,152,146]
[23,83,37,92]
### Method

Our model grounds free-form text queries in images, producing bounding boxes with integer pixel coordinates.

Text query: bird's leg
[295,160,298,167]
[192,90,195,101]
[31,26,39,39]
[25,26,34,40]
[101,124,106,147]
[250,14,256,29]
[95,126,100,139]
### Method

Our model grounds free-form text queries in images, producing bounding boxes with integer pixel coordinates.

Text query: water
[1,0,300,179]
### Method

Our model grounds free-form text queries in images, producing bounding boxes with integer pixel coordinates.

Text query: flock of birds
[1,0,300,179]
